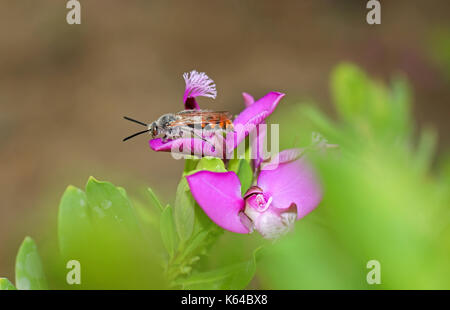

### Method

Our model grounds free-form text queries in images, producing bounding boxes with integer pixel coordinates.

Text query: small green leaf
[15,237,48,290]
[117,186,129,200]
[160,205,177,258]
[184,157,200,174]
[174,177,196,242]
[0,278,16,290]
[176,231,209,263]
[85,177,140,232]
[147,187,164,212]
[58,185,92,258]
[228,158,239,172]
[389,77,412,137]
[193,157,227,174]
[229,159,253,195]
[331,63,370,121]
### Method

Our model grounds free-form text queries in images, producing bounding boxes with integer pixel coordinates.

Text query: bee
[123,110,234,142]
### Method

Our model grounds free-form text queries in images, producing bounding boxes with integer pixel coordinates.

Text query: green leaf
[193,157,227,174]
[176,231,209,263]
[147,187,164,212]
[57,178,165,289]
[160,205,177,258]
[228,158,239,172]
[0,278,16,290]
[331,63,371,122]
[184,157,200,174]
[85,177,140,232]
[331,62,412,139]
[331,63,391,129]
[117,186,129,200]
[174,177,196,242]
[58,185,92,258]
[389,76,412,137]
[176,247,260,290]
[15,237,48,290]
[229,159,253,195]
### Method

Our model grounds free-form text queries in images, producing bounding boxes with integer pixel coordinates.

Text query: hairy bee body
[123,110,234,142]
[150,110,234,142]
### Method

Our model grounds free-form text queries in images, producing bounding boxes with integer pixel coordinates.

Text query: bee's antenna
[123,116,148,127]
[123,129,151,142]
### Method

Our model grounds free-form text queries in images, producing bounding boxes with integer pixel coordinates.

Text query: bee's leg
[162,128,177,142]
[192,131,219,150]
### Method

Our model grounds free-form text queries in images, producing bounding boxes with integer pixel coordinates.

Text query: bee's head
[149,122,159,138]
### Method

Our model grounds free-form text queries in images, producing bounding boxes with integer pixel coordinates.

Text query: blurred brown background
[0,0,449,279]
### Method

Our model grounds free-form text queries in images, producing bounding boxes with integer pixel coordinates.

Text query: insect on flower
[123,110,234,143]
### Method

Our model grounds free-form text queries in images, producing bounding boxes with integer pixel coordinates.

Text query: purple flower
[186,149,322,239]
[149,70,284,158]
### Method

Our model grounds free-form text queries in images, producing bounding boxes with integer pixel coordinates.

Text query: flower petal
[257,156,322,219]
[242,92,255,108]
[227,92,285,153]
[149,137,224,158]
[186,171,249,233]
[260,148,305,170]
[234,91,284,128]
[183,70,217,109]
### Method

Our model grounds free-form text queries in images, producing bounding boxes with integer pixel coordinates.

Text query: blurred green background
[0,1,449,289]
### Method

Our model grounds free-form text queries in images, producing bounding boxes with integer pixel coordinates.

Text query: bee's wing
[167,110,233,129]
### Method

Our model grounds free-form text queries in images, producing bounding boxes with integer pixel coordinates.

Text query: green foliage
[174,178,196,242]
[175,248,260,290]
[331,62,412,141]
[160,205,177,258]
[57,178,164,289]
[15,237,48,290]
[260,62,450,289]
[147,187,164,212]
[228,159,253,195]
[0,237,48,290]
[0,278,16,290]
[166,157,229,285]
[58,185,92,258]
[194,157,227,173]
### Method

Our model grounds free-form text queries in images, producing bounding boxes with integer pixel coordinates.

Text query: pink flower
[186,149,322,239]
